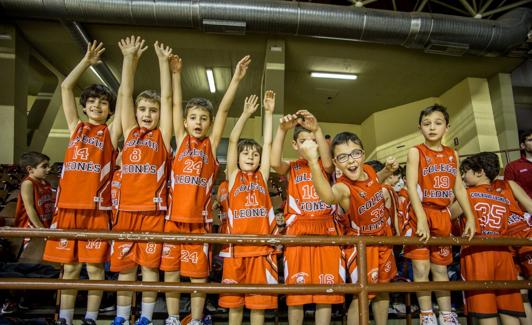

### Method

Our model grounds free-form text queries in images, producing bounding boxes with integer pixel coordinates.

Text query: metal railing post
[357,240,369,325]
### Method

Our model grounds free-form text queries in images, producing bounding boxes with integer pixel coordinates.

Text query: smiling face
[238,144,261,172]
[135,98,161,130]
[184,106,212,138]
[419,111,449,145]
[333,140,365,181]
[83,96,111,124]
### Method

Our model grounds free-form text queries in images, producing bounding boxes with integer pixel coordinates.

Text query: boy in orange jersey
[160,55,251,325]
[15,152,54,255]
[404,104,476,325]
[299,132,398,325]
[218,91,277,325]
[43,40,122,325]
[452,152,531,325]
[108,36,175,325]
[270,111,343,325]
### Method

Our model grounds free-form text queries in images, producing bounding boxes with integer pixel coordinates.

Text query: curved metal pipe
[1,0,531,56]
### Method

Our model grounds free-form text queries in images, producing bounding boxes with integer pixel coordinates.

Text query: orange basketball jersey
[338,165,388,236]
[168,135,219,223]
[498,180,531,236]
[223,170,277,258]
[218,180,229,225]
[111,169,121,212]
[119,128,169,211]
[284,159,336,226]
[15,177,54,228]
[382,184,398,235]
[415,144,457,208]
[397,187,411,235]
[466,181,512,238]
[57,122,115,210]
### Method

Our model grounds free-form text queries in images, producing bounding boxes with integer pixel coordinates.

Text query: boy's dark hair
[293,125,312,141]
[135,90,161,107]
[365,160,384,172]
[519,129,532,144]
[80,84,116,114]
[418,104,449,125]
[331,132,364,154]
[460,152,500,182]
[325,134,331,140]
[185,98,214,121]
[19,151,50,171]
[237,139,262,169]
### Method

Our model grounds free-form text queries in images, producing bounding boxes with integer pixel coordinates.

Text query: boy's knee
[430,264,449,280]
[412,260,431,279]
[86,263,105,279]
[62,263,82,278]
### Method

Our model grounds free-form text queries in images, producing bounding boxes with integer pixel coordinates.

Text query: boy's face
[385,174,400,186]
[83,96,111,124]
[136,98,160,130]
[419,111,448,144]
[28,160,51,180]
[292,131,316,155]
[462,169,480,187]
[521,134,532,154]
[238,146,261,173]
[184,107,212,138]
[332,140,365,181]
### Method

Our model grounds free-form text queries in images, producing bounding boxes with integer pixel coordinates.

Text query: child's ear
[25,166,33,174]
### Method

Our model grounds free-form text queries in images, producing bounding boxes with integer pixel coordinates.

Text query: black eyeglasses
[334,149,364,163]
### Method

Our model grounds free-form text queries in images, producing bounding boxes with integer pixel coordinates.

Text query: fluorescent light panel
[206,68,216,93]
[311,72,357,80]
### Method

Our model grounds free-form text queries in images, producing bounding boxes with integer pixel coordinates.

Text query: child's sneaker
[189,319,203,325]
[420,311,438,325]
[81,319,97,325]
[111,316,129,325]
[55,319,67,325]
[135,316,152,325]
[165,316,181,325]
[438,311,460,325]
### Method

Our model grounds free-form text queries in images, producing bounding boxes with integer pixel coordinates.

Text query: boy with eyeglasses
[299,132,398,325]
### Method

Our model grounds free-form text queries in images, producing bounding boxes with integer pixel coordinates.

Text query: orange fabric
[219,254,278,309]
[344,245,397,299]
[43,208,110,263]
[284,159,336,226]
[57,122,115,210]
[120,128,169,211]
[169,135,219,223]
[110,210,165,272]
[224,171,277,258]
[461,248,524,318]
[382,184,398,235]
[396,187,410,236]
[217,180,230,256]
[284,217,345,306]
[160,221,212,277]
[415,144,457,208]
[15,177,54,228]
[110,170,121,213]
[338,165,389,236]
[403,206,453,265]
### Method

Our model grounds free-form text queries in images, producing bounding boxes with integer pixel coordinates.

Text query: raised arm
[210,55,251,153]
[299,140,347,206]
[20,180,45,228]
[227,95,259,188]
[118,36,147,141]
[297,110,333,174]
[377,157,399,183]
[154,42,173,151]
[170,54,185,145]
[406,147,430,242]
[260,90,275,182]
[453,152,476,240]
[62,41,105,135]
[509,180,532,213]
[271,114,299,175]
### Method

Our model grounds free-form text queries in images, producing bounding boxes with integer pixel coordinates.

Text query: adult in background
[504,130,532,198]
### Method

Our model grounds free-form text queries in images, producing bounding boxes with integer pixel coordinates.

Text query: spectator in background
[504,130,532,198]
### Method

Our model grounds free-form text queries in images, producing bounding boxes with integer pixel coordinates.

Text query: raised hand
[84,40,105,65]
[384,156,399,173]
[118,35,147,60]
[243,94,259,116]
[234,55,251,81]
[169,54,183,74]
[279,114,299,132]
[154,41,173,61]
[296,109,319,132]
[263,90,276,114]
[299,140,320,163]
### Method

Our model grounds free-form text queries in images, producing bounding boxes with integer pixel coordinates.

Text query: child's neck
[88,117,107,125]
[28,175,44,182]
[424,139,444,151]
[475,179,491,186]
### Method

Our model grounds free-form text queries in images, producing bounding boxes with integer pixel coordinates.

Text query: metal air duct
[1,0,531,57]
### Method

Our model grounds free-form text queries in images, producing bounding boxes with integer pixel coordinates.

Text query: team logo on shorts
[292,272,309,284]
[59,239,69,249]
[439,247,450,257]
[119,244,132,257]
[384,261,392,273]
[162,244,172,256]
[369,269,378,283]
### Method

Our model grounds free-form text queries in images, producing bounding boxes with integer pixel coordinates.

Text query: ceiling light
[311,72,357,80]
[206,68,216,93]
